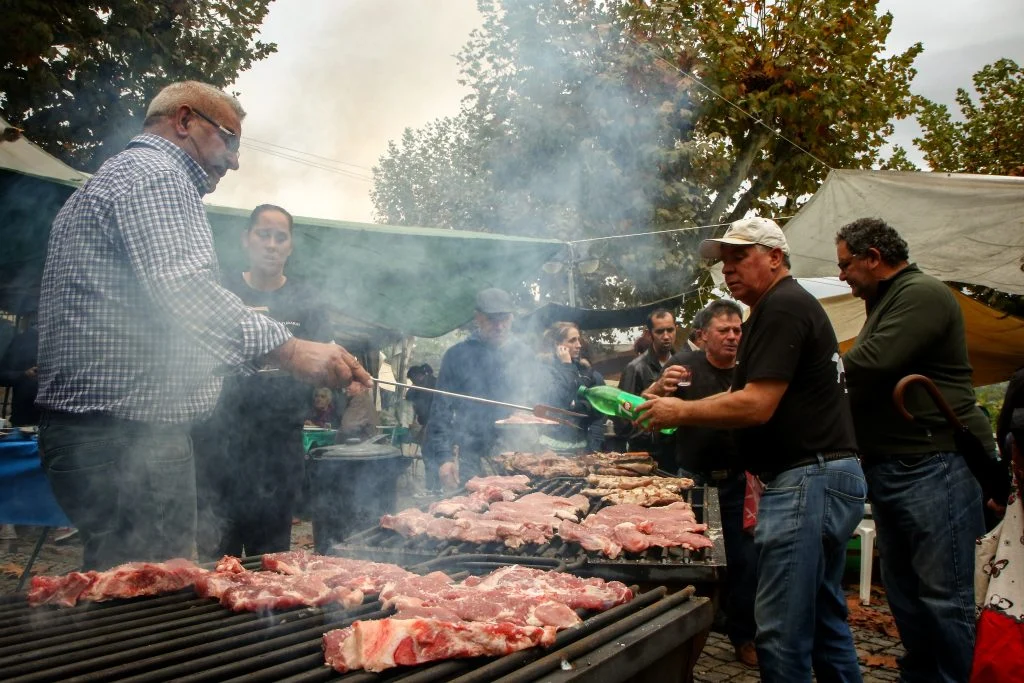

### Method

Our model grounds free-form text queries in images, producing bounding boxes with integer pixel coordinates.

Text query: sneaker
[54,528,79,544]
[734,641,759,669]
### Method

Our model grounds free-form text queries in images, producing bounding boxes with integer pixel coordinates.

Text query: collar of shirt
[126,134,212,196]
[865,263,919,313]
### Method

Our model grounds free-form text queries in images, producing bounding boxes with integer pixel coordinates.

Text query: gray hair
[836,218,910,266]
[755,244,791,269]
[144,81,245,126]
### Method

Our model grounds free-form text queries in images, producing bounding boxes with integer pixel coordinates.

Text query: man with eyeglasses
[617,308,679,471]
[35,81,370,571]
[836,217,992,683]
[424,288,537,488]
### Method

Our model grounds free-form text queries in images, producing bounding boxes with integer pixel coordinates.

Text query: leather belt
[759,450,858,482]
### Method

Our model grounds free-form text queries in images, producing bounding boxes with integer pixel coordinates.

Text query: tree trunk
[700,127,773,225]
[723,149,793,224]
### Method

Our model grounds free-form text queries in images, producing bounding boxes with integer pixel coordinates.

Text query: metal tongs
[371,378,586,429]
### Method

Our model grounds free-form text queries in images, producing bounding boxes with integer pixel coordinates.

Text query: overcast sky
[212,0,1024,224]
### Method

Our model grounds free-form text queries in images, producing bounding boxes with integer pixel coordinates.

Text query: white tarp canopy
[785,169,1024,296]
[0,116,89,186]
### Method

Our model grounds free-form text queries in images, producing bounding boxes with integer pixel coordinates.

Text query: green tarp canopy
[205,205,564,338]
[0,119,566,337]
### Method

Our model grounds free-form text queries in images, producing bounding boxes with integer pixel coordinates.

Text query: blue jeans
[681,469,757,646]
[754,457,866,683]
[39,412,197,571]
[864,452,983,683]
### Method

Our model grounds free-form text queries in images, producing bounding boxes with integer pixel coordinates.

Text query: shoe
[54,528,79,544]
[734,641,759,668]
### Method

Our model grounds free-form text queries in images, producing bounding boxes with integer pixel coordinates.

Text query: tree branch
[700,127,772,224]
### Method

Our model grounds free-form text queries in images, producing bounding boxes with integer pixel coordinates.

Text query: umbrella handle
[892,374,963,428]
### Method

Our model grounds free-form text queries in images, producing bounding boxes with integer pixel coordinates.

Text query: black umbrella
[893,374,1010,510]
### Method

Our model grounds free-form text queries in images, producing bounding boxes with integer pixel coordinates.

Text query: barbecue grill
[337,480,726,584]
[1,555,713,683]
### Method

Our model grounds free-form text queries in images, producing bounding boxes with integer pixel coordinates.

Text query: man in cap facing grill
[424,287,535,488]
[35,81,371,571]
[636,217,865,682]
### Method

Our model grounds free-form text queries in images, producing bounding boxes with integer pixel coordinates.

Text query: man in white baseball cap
[698,216,791,263]
[638,215,865,681]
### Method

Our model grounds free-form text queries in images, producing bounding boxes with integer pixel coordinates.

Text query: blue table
[0,431,69,527]
[0,431,71,590]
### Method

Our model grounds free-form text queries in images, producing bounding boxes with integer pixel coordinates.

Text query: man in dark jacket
[618,308,678,469]
[424,288,535,487]
[837,218,991,683]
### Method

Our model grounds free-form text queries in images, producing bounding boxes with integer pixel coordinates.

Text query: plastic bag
[743,472,764,534]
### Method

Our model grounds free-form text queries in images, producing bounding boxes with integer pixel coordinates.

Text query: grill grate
[1,556,712,683]
[338,480,726,584]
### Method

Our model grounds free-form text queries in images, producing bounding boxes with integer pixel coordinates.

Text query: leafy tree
[372,0,921,309]
[624,0,921,223]
[913,58,1024,176]
[0,0,275,171]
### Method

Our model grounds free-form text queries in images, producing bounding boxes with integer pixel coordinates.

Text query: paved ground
[0,460,905,681]
[693,592,905,682]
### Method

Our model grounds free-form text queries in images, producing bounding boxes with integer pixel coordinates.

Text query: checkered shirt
[36,134,292,423]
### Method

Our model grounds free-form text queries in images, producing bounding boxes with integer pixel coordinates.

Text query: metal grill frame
[1,555,712,682]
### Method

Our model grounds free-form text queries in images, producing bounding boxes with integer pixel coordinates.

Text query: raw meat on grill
[558,501,712,557]
[493,451,587,478]
[463,474,532,501]
[558,519,625,559]
[427,492,493,516]
[381,492,588,548]
[325,565,632,673]
[493,450,659,478]
[194,566,365,611]
[380,571,580,629]
[585,474,695,491]
[465,474,532,493]
[323,618,557,673]
[582,484,684,506]
[261,550,414,593]
[481,492,589,526]
[28,558,208,608]
[461,565,633,612]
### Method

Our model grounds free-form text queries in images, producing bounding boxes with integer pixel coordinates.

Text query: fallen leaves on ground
[0,562,25,577]
[846,596,900,639]
[862,653,900,669]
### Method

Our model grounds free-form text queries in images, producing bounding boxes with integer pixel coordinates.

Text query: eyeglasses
[189,107,240,153]
[837,254,864,273]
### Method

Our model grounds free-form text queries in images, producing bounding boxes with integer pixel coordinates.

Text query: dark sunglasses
[189,107,240,153]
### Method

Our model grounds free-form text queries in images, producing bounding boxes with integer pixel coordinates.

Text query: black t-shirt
[217,272,331,427]
[666,350,739,474]
[732,276,857,476]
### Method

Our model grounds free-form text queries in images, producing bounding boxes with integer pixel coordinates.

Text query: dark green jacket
[844,264,994,459]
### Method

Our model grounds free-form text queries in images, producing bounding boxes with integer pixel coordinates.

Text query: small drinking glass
[676,365,693,387]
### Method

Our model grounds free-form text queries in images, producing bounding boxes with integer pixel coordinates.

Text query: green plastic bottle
[577,385,676,435]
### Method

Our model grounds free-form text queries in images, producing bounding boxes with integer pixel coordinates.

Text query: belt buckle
[709,469,730,482]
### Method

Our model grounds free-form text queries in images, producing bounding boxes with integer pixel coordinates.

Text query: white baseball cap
[699,217,790,262]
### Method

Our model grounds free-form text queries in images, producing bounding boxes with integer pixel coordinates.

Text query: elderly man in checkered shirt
[35,81,371,571]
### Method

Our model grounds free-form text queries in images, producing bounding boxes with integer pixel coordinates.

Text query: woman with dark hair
[195,204,332,558]
[541,322,605,452]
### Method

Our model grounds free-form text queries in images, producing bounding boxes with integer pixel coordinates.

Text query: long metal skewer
[370,378,586,421]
